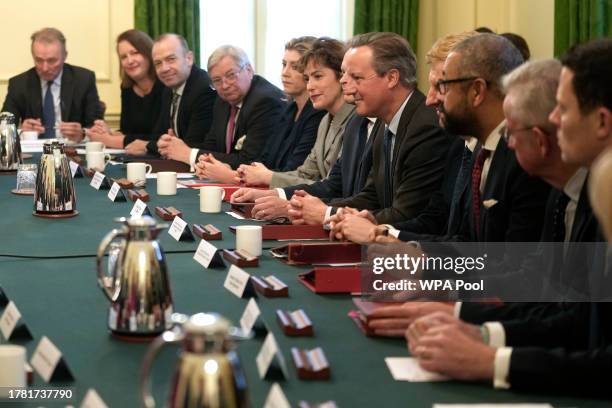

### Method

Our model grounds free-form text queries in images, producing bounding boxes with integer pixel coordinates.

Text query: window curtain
[554,0,611,56]
[135,0,201,63]
[353,0,419,54]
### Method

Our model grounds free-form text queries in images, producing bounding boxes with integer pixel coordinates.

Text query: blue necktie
[447,146,473,233]
[383,127,394,208]
[42,81,55,139]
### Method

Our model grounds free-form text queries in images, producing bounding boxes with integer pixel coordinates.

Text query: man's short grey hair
[502,59,561,131]
[207,45,251,72]
[347,32,417,88]
[155,33,190,55]
[451,33,524,97]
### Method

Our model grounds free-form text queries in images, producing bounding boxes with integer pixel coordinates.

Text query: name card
[263,383,291,408]
[130,199,150,217]
[69,161,84,178]
[193,239,224,269]
[240,298,268,338]
[256,333,288,380]
[90,172,107,190]
[0,301,32,341]
[80,389,109,408]
[107,182,126,202]
[168,216,194,242]
[30,336,74,382]
[224,265,255,298]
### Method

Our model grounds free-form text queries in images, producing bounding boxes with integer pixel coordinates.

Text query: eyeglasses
[435,76,479,95]
[211,65,245,89]
[501,125,537,143]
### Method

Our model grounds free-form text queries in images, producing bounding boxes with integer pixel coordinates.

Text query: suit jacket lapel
[316,113,332,176]
[392,90,424,170]
[570,179,592,242]
[60,65,74,121]
[28,69,43,118]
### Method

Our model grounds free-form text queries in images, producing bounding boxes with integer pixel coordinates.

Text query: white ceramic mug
[87,151,111,171]
[199,186,225,213]
[85,141,105,153]
[0,345,26,396]
[235,225,262,256]
[157,171,177,195]
[126,162,153,184]
[20,130,38,141]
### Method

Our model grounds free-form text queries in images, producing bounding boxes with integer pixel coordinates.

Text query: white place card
[69,160,81,178]
[130,199,148,217]
[385,357,448,382]
[80,389,109,408]
[224,265,251,298]
[0,301,21,339]
[90,171,106,190]
[256,333,286,379]
[107,182,123,202]
[263,383,291,408]
[240,298,261,333]
[168,216,189,241]
[193,239,218,268]
[31,336,64,382]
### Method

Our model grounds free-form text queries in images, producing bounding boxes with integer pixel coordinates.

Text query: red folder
[270,242,362,265]
[230,202,255,218]
[298,266,362,293]
[230,224,329,240]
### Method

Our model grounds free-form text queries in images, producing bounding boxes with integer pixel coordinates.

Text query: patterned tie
[448,146,473,233]
[42,81,55,139]
[170,91,180,136]
[226,105,238,154]
[551,192,570,242]
[382,127,394,207]
[471,148,490,238]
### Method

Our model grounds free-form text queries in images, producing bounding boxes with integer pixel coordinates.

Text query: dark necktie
[226,105,238,154]
[551,192,570,242]
[383,127,394,208]
[42,81,55,139]
[471,148,490,238]
[448,146,473,233]
[170,92,180,136]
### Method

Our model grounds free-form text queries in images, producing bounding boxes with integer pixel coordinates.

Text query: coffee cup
[235,225,262,256]
[0,345,26,396]
[157,171,177,196]
[86,141,105,153]
[127,162,153,185]
[199,186,225,213]
[87,151,111,172]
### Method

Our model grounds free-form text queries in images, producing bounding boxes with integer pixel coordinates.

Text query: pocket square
[483,199,498,209]
[235,135,246,150]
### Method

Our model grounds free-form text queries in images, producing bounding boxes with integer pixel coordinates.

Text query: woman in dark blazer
[88,29,163,148]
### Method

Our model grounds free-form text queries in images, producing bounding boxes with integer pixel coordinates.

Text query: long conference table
[0,157,607,408]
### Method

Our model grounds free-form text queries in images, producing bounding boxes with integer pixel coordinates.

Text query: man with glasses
[126,33,217,158]
[170,45,284,168]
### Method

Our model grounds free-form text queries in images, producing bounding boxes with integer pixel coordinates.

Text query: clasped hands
[21,118,86,142]
[195,153,240,184]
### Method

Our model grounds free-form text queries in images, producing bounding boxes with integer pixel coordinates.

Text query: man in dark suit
[2,27,102,142]
[189,45,285,178]
[406,40,612,397]
[124,34,216,158]
[290,32,449,228]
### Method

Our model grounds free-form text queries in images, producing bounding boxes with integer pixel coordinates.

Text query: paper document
[385,357,449,382]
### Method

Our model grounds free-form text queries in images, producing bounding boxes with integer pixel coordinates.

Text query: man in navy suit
[2,27,102,142]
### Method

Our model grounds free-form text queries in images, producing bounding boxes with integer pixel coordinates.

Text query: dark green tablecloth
[0,160,607,407]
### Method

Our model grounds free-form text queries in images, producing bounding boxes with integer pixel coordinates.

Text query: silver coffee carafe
[34,140,76,213]
[96,216,174,338]
[140,313,250,408]
[0,112,22,170]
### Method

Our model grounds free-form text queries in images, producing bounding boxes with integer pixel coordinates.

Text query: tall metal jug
[34,140,76,213]
[140,313,250,408]
[96,216,174,338]
[0,112,22,170]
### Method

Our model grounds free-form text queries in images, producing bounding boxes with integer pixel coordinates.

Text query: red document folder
[298,266,362,293]
[270,242,362,265]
